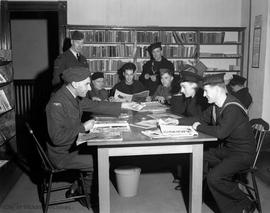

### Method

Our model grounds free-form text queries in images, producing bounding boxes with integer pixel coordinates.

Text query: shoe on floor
[242,201,256,213]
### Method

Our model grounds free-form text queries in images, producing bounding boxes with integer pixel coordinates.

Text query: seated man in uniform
[46,67,138,207]
[52,31,88,91]
[228,74,253,110]
[110,62,147,101]
[139,42,174,96]
[164,73,256,213]
[152,68,174,104]
[87,72,108,101]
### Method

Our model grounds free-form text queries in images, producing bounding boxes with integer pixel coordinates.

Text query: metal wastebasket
[114,166,141,197]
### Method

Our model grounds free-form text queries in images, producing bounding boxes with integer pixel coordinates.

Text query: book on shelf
[0,89,11,113]
[76,131,122,146]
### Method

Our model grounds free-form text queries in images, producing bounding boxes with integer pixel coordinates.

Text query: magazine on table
[139,101,169,113]
[130,119,158,129]
[76,131,123,145]
[92,119,131,133]
[141,125,198,139]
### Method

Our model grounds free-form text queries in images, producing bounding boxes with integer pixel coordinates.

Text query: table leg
[189,144,203,213]
[98,148,110,213]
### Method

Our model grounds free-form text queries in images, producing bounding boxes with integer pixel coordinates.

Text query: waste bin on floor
[114,166,141,197]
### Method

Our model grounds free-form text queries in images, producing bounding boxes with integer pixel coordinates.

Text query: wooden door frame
[0,1,67,52]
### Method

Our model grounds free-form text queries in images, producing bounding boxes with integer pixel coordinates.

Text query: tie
[76,53,80,61]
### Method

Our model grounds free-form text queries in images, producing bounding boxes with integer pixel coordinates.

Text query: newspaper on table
[139,101,169,113]
[92,119,131,133]
[141,125,198,139]
[130,119,158,129]
[76,132,122,145]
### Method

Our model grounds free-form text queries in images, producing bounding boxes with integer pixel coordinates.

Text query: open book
[114,89,149,102]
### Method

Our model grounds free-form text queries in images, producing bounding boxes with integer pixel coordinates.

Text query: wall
[247,0,270,123]
[10,19,48,79]
[67,0,242,26]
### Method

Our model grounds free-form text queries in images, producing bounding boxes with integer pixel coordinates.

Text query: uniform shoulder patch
[52,102,62,107]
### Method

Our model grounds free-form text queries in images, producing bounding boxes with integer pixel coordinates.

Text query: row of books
[81,30,136,43]
[0,89,12,114]
[82,45,197,58]
[82,45,135,58]
[200,52,240,58]
[77,30,228,44]
[199,32,225,44]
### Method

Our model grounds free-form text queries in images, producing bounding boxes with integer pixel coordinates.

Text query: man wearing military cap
[139,42,174,96]
[87,72,108,101]
[165,73,256,213]
[52,30,88,91]
[46,67,139,207]
[228,74,253,109]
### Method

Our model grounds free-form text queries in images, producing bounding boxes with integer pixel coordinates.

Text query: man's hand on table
[121,102,142,111]
[159,118,179,125]
[192,122,201,130]
[83,119,95,132]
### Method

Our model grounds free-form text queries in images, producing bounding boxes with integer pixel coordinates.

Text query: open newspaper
[114,89,149,102]
[141,125,198,139]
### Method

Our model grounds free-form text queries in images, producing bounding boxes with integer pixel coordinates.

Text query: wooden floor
[1,169,270,213]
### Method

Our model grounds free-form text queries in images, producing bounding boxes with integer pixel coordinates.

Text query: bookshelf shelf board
[199,56,241,59]
[86,57,134,60]
[200,42,242,45]
[84,42,135,45]
[205,70,241,73]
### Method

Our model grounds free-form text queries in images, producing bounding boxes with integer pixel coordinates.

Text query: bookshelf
[66,26,245,88]
[0,49,20,204]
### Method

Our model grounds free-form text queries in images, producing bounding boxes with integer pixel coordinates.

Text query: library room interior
[1,0,270,213]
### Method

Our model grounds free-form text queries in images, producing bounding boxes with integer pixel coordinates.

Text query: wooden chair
[25,122,90,213]
[236,118,269,213]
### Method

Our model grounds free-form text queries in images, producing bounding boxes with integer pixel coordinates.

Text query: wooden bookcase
[0,49,20,204]
[66,26,245,88]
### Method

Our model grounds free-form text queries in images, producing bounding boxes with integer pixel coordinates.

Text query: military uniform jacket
[52,49,88,89]
[46,86,121,166]
[195,95,255,155]
[231,87,252,109]
[139,56,174,96]
[152,85,172,103]
[171,88,208,117]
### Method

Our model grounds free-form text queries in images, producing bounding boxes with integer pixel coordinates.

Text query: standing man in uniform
[139,42,174,96]
[228,74,253,110]
[52,31,88,91]
[46,67,138,207]
[164,73,256,213]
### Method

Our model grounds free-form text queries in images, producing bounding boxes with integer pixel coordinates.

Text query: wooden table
[87,112,217,213]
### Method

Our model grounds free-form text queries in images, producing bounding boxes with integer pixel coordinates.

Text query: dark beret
[147,42,162,54]
[203,73,225,86]
[91,72,104,81]
[181,71,202,83]
[62,67,90,83]
[160,68,173,76]
[229,74,246,86]
[179,65,202,83]
[120,62,136,72]
[71,31,84,40]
